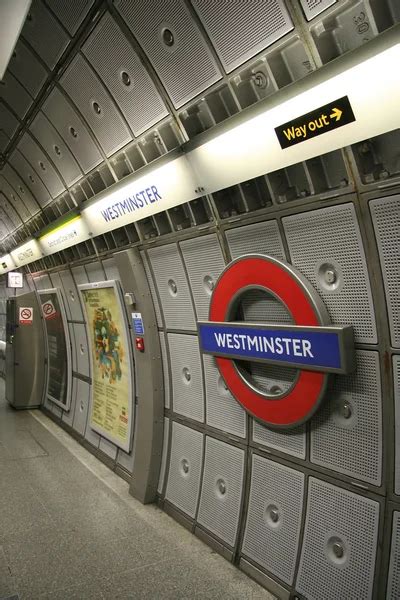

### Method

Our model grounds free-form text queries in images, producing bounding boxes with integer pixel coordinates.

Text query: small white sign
[19,306,33,325]
[7,271,23,288]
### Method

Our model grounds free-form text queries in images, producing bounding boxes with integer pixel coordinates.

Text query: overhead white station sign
[0,254,15,275]
[39,215,90,255]
[11,239,42,267]
[82,155,198,236]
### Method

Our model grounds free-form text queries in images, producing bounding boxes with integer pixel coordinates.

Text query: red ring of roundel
[209,256,327,427]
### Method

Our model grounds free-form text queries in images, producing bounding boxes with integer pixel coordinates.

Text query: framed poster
[39,288,72,411]
[78,280,134,453]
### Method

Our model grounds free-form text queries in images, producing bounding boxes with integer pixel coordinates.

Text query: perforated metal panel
[0,164,39,215]
[192,0,293,72]
[226,220,286,260]
[71,265,88,286]
[99,437,117,460]
[180,234,226,321]
[8,39,48,97]
[197,437,244,546]
[296,478,379,599]
[387,511,400,599]
[43,87,102,173]
[31,112,82,187]
[33,273,52,290]
[21,0,70,69]
[71,324,90,378]
[83,13,168,137]
[58,269,84,322]
[9,149,50,207]
[61,54,132,157]
[102,257,119,281]
[62,373,77,427]
[85,261,105,283]
[47,0,94,35]
[115,0,221,108]
[72,378,90,436]
[300,0,337,21]
[148,244,196,330]
[141,251,163,327]
[283,203,377,343]
[18,134,65,198]
[0,193,23,228]
[85,408,101,448]
[0,175,30,221]
[203,354,246,438]
[159,333,170,409]
[394,356,400,495]
[253,420,306,459]
[0,103,19,139]
[311,351,382,485]
[370,195,400,347]
[165,422,203,518]
[242,454,304,585]
[0,72,33,119]
[0,131,9,153]
[168,333,204,422]
[158,417,170,494]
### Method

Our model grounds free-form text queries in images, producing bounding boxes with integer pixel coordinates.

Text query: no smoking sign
[42,300,57,320]
[19,307,33,325]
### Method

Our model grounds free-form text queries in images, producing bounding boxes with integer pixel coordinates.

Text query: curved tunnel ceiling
[0,0,399,254]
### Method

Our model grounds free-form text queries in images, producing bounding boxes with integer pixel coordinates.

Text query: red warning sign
[19,307,33,325]
[42,300,57,320]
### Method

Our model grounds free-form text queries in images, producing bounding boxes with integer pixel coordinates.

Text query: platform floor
[0,383,274,600]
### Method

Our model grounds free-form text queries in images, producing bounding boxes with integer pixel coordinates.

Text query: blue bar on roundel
[198,322,343,372]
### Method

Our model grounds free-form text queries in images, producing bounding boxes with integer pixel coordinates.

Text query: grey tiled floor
[0,382,275,600]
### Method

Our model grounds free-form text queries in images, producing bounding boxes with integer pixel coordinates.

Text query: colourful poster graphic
[81,284,132,451]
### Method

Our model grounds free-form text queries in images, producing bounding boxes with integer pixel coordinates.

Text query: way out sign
[198,255,355,429]
[275,96,356,149]
[19,307,33,325]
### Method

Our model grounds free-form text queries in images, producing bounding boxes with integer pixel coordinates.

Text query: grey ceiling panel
[82,13,169,137]
[8,39,48,98]
[192,0,294,73]
[0,175,30,221]
[31,112,82,186]
[21,0,70,69]
[1,164,40,216]
[0,131,9,153]
[60,54,132,157]
[9,149,51,207]
[0,219,10,240]
[43,87,102,173]
[18,133,65,198]
[0,103,20,138]
[0,72,33,119]
[47,0,95,35]
[115,0,221,108]
[0,193,22,228]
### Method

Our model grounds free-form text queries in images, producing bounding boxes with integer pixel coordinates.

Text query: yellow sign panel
[80,283,133,452]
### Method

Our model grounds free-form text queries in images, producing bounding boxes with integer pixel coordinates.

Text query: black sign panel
[275,96,356,149]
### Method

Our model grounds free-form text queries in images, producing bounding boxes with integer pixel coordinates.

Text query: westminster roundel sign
[197,255,355,428]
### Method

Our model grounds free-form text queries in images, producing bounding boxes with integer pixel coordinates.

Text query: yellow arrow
[330,107,342,122]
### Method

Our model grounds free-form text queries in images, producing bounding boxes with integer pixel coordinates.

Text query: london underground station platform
[0,381,273,600]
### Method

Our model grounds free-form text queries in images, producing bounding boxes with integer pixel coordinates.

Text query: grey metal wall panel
[192,0,293,72]
[116,446,134,473]
[83,13,168,137]
[203,353,246,438]
[0,131,9,153]
[8,39,48,97]
[60,54,132,157]
[242,454,304,585]
[102,257,120,281]
[9,149,51,207]
[197,437,245,546]
[394,357,400,495]
[58,269,84,321]
[33,274,52,290]
[85,261,105,283]
[148,244,196,330]
[0,72,33,119]
[21,0,70,69]
[300,0,337,21]
[0,164,40,215]
[141,251,163,328]
[180,234,226,321]
[72,378,90,436]
[283,203,377,343]
[71,323,90,378]
[226,220,286,260]
[0,194,22,228]
[296,478,379,600]
[99,437,117,460]
[158,417,170,494]
[47,0,94,35]
[387,511,400,599]
[67,323,77,382]
[31,112,82,187]
[71,265,89,286]
[84,403,101,448]
[370,195,400,347]
[43,87,102,174]
[115,0,221,108]
[62,373,77,428]
[168,333,204,422]
[18,134,65,198]
[159,332,170,409]
[0,102,20,138]
[165,421,203,518]
[311,351,382,486]
[253,420,306,459]
[0,175,30,221]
